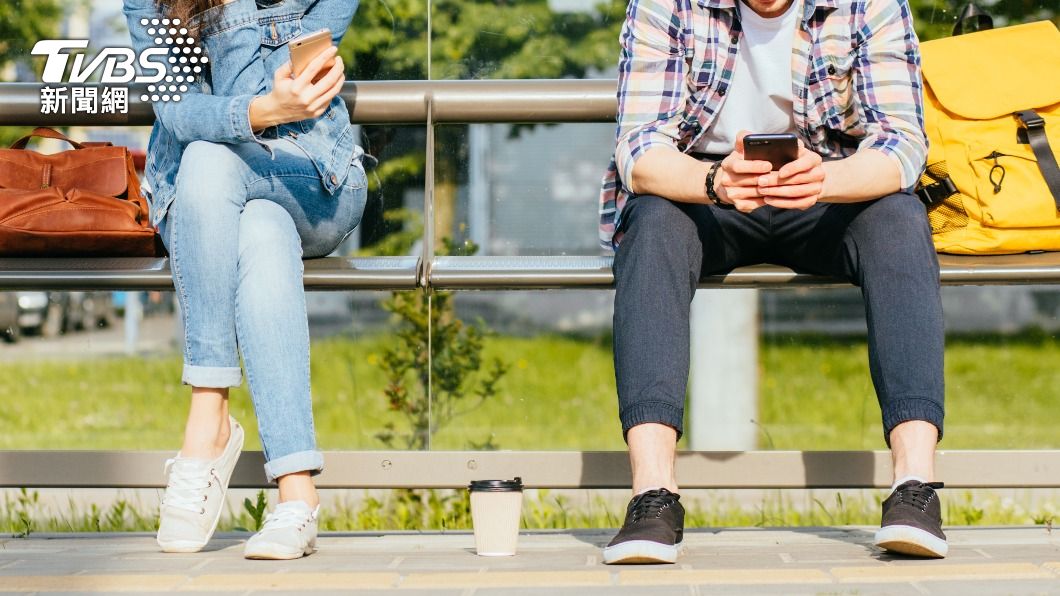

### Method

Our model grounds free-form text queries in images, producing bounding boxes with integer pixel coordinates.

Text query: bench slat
[0,256,420,291]
[428,253,1060,289]
[4,253,1060,291]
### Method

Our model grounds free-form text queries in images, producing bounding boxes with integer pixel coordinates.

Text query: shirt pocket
[806,41,855,124]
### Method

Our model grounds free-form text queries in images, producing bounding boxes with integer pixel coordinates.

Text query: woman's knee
[239,200,302,261]
[172,141,247,213]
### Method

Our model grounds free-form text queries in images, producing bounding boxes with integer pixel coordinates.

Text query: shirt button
[730,36,739,44]
[718,88,727,97]
[827,65,837,75]
[330,174,338,185]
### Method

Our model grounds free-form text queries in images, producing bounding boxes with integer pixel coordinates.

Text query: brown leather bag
[0,127,162,257]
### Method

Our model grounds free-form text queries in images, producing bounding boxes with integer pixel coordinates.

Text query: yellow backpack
[918,20,1060,254]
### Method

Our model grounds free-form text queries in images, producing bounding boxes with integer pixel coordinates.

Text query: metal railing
[1,81,1059,489]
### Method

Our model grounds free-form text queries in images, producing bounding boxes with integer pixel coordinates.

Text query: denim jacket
[123,0,361,226]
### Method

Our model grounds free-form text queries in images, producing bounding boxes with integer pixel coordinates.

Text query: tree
[0,0,64,147]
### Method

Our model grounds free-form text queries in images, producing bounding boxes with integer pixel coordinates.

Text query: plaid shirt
[599,0,928,250]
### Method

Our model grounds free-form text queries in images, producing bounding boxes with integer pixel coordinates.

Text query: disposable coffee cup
[468,477,523,556]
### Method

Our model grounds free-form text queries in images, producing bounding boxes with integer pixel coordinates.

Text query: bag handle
[10,127,85,150]
[953,3,994,36]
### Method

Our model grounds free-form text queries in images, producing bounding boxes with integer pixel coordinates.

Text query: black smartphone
[743,133,799,171]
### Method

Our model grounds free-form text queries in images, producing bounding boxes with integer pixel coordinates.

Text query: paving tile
[0,574,187,592]
[830,562,1053,582]
[399,570,613,589]
[618,568,831,586]
[916,579,1060,596]
[183,572,399,591]
[477,588,688,596]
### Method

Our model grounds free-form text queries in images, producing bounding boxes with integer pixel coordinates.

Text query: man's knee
[849,193,938,278]
[620,195,700,257]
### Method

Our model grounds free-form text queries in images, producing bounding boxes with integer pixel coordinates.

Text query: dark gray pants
[612,192,945,445]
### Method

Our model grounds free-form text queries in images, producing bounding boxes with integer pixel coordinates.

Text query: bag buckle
[916,177,958,207]
[1016,110,1045,129]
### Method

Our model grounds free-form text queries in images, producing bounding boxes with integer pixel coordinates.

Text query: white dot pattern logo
[139,17,203,103]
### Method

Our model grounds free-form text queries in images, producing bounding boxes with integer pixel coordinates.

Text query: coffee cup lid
[468,477,523,492]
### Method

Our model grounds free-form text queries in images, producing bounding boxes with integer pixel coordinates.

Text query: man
[600,0,947,564]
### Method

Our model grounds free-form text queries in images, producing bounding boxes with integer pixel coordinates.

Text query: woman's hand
[248,46,345,130]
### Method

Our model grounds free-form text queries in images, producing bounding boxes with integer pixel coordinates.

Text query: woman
[123,0,366,559]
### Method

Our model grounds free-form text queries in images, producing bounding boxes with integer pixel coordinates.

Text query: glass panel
[428,290,623,451]
[435,123,612,256]
[0,0,432,456]
[912,0,1058,41]
[758,286,1060,450]
[429,0,625,81]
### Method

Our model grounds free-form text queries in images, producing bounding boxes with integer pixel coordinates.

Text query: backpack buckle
[1016,110,1045,129]
[916,177,958,206]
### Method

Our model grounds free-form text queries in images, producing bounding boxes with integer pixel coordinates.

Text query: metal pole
[123,291,142,356]
[688,290,759,450]
[468,124,491,250]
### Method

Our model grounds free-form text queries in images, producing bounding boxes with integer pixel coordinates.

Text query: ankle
[180,416,231,460]
[277,472,318,508]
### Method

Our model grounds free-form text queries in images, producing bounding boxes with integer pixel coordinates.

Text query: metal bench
[1,80,1058,490]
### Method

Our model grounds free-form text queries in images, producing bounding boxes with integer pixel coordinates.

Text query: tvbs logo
[32,18,207,107]
[32,39,169,85]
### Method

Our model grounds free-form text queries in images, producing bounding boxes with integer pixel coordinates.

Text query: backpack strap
[1016,110,1060,211]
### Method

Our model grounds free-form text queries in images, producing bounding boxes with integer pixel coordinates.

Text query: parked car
[16,291,62,337]
[0,292,20,343]
[58,291,116,332]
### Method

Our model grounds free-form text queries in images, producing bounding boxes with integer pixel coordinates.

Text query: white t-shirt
[695,0,800,155]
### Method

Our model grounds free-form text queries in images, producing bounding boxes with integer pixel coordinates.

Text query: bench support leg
[689,289,759,450]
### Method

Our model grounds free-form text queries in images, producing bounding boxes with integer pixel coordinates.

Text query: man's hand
[755,139,825,210]
[248,46,345,130]
[714,131,772,213]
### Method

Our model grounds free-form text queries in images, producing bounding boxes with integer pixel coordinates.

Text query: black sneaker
[602,488,684,564]
[874,480,948,558]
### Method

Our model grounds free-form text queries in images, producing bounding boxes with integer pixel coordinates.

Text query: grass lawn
[1,332,1058,451]
[2,330,1058,533]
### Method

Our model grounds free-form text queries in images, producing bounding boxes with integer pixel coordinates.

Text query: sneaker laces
[260,503,315,532]
[161,458,216,514]
[629,489,680,523]
[895,481,944,512]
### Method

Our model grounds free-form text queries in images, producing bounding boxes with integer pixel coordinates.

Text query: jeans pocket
[342,157,368,191]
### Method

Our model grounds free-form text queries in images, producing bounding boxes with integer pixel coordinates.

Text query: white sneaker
[243,501,319,560]
[156,417,244,553]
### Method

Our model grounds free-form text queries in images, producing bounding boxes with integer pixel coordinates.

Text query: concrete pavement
[1,527,1058,594]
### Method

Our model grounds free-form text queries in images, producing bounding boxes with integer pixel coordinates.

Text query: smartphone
[743,133,799,171]
[289,28,333,78]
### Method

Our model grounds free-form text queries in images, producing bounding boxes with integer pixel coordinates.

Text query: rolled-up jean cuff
[264,449,324,483]
[181,364,243,388]
[882,396,945,446]
[621,400,685,442]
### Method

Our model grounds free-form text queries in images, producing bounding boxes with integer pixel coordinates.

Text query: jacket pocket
[261,14,302,47]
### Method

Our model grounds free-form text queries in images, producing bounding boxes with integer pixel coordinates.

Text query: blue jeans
[613,192,945,446]
[160,138,368,481]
